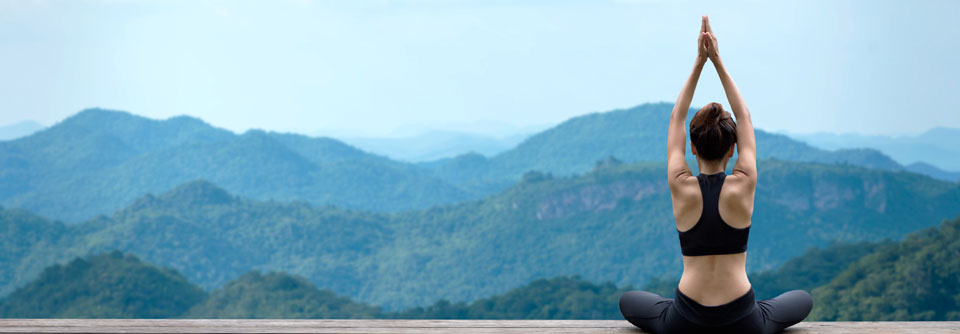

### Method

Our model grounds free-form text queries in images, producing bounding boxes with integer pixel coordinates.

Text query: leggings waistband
[673,287,758,327]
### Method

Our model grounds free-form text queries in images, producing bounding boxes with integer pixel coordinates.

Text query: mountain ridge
[790,126,960,172]
[1,104,949,224]
[0,108,473,222]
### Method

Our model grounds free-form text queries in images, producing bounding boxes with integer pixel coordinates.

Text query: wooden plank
[0,320,956,334]
[0,319,626,327]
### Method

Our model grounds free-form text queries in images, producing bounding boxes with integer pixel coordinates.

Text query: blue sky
[1,0,958,137]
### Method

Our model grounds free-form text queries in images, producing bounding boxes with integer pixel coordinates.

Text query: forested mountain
[2,158,957,310]
[186,271,381,319]
[0,108,471,222]
[391,276,626,319]
[374,159,958,308]
[811,216,960,321]
[428,103,907,193]
[0,251,204,318]
[0,251,627,319]
[1,104,937,223]
[6,227,952,321]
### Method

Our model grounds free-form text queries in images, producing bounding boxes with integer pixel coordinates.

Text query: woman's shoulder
[721,172,757,197]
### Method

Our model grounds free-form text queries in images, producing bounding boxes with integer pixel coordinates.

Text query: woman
[618,16,813,334]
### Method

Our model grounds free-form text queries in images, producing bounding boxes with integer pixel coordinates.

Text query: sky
[1,0,958,137]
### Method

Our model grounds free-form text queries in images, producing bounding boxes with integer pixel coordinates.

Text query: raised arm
[703,16,757,183]
[666,19,710,183]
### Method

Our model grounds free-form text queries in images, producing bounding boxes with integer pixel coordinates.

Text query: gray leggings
[619,288,813,334]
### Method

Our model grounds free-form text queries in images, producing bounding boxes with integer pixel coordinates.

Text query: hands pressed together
[697,15,719,63]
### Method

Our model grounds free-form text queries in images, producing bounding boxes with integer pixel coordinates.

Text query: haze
[1,0,958,137]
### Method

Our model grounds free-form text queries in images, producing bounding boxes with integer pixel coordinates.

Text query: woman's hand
[697,18,709,62]
[701,15,719,61]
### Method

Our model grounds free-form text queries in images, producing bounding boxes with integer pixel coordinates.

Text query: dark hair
[689,102,737,161]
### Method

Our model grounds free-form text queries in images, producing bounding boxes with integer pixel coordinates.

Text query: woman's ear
[727,143,736,158]
[690,141,698,156]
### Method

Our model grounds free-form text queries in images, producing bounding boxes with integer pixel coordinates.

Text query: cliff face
[536,179,664,220]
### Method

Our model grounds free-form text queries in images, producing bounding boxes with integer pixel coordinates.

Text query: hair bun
[703,102,723,125]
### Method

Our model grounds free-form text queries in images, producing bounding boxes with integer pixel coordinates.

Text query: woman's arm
[667,58,705,183]
[703,16,757,183]
[666,19,710,184]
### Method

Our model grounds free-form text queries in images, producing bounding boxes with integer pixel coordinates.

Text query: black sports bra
[677,172,750,256]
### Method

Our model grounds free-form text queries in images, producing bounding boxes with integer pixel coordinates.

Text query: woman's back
[672,169,755,306]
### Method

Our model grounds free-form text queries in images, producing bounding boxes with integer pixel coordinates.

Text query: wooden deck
[0,319,957,333]
[0,319,960,334]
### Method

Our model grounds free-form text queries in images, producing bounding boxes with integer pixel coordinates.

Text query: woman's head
[689,102,737,161]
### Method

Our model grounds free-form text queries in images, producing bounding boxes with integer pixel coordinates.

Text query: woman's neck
[697,159,728,174]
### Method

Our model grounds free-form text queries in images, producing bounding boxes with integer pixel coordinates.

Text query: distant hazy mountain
[429,103,907,193]
[905,162,960,183]
[0,120,43,141]
[2,159,956,309]
[342,130,532,162]
[790,127,960,172]
[0,108,472,222]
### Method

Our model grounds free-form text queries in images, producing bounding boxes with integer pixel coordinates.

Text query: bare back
[670,172,754,306]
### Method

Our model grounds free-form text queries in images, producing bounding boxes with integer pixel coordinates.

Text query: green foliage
[811,216,960,321]
[0,251,205,318]
[750,240,891,300]
[0,208,69,293]
[392,276,629,319]
[3,222,960,321]
[186,271,382,319]
[1,252,631,320]
[1,158,957,310]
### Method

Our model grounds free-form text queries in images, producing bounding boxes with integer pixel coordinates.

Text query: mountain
[0,108,473,222]
[906,162,960,183]
[2,158,957,310]
[810,216,960,321]
[0,104,937,223]
[0,251,205,318]
[374,159,958,308]
[429,103,907,193]
[0,120,43,141]
[791,127,960,172]
[342,130,532,162]
[0,179,398,300]
[185,271,381,319]
[3,217,958,320]
[0,250,628,319]
[2,236,942,320]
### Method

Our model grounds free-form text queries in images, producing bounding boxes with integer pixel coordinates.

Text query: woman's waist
[677,257,751,306]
